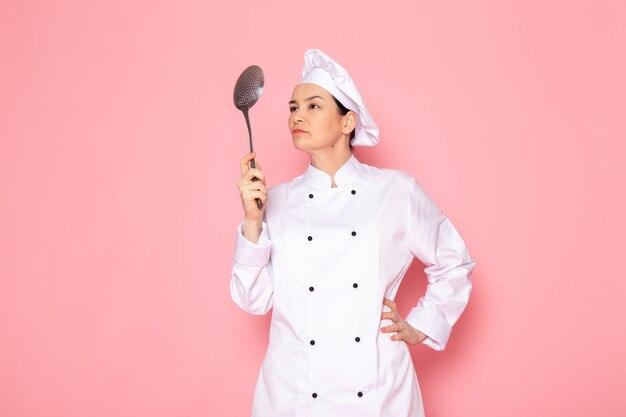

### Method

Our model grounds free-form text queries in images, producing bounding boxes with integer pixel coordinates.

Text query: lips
[292,129,307,134]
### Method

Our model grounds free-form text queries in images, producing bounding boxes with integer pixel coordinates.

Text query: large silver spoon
[233,65,265,210]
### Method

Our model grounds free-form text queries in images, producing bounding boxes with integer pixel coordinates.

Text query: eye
[309,103,320,109]
[289,106,297,112]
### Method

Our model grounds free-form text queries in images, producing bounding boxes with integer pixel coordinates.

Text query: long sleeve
[230,220,274,315]
[402,177,476,351]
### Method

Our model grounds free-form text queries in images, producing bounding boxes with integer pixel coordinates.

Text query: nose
[290,109,304,125]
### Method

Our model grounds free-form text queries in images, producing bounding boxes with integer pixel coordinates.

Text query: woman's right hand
[238,151,267,224]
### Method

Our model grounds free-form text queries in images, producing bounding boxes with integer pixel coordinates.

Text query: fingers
[237,161,267,200]
[242,190,267,204]
[238,152,268,219]
[379,320,404,333]
[391,330,407,342]
[381,298,400,325]
[382,297,397,312]
[397,320,405,332]
[239,183,268,205]
[380,311,401,321]
[240,152,265,180]
[239,152,266,188]
[243,167,266,184]
[238,177,268,195]
[240,152,256,176]
[380,298,423,345]
[380,298,406,337]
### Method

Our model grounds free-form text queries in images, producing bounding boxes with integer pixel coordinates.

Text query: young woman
[231,49,476,417]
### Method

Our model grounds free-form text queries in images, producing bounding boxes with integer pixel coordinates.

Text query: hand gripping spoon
[233,65,265,210]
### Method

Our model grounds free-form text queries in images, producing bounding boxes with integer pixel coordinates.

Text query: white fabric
[230,154,475,417]
[298,49,380,147]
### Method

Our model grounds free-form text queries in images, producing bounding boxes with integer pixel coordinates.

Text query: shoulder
[358,160,417,189]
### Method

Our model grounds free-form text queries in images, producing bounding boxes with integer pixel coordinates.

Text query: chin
[292,136,340,154]
[292,137,313,152]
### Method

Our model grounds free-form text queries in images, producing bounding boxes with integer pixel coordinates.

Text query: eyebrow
[288,95,325,105]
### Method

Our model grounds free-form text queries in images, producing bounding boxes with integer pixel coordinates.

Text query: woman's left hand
[380,298,428,346]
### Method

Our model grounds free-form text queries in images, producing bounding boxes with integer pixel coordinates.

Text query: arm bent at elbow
[402,178,476,351]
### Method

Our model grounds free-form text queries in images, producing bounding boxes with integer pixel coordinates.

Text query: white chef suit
[230,153,475,417]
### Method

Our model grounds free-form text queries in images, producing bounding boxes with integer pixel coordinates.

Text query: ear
[342,111,357,135]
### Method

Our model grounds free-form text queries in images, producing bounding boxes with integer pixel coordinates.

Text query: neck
[309,147,352,188]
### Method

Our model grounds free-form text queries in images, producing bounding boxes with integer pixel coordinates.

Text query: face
[288,83,355,153]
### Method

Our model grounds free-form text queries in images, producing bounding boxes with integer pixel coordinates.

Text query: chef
[231,49,476,417]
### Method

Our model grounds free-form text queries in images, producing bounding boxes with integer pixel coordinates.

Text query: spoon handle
[243,109,263,210]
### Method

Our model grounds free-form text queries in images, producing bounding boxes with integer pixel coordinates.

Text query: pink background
[1,1,625,416]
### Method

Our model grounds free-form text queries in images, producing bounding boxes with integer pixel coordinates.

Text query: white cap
[298,49,379,147]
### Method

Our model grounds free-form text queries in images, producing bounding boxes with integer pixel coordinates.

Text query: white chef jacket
[230,154,475,417]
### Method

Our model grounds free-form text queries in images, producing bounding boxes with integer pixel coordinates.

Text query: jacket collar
[302,153,363,189]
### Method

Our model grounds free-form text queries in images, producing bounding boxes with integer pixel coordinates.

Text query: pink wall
[1,1,625,416]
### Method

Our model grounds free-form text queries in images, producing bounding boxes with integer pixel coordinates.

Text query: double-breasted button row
[311,391,364,398]
[307,188,362,402]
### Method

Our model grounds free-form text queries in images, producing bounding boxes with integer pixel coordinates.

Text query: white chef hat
[298,49,379,147]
